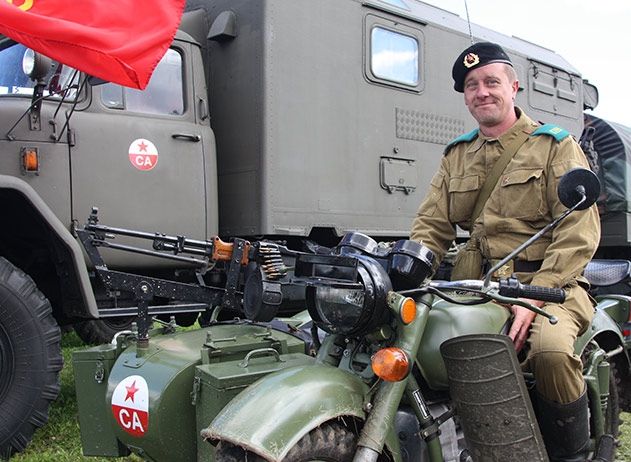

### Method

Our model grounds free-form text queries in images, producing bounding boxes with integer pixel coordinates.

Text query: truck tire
[0,257,62,458]
[74,317,135,345]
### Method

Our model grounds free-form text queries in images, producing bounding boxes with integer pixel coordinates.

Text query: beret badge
[463,52,479,68]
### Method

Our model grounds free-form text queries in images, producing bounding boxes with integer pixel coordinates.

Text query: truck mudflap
[202,364,369,461]
[440,334,548,462]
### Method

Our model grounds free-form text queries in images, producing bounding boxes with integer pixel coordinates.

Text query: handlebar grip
[499,278,566,304]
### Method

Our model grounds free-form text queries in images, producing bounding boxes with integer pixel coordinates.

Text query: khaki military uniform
[411,108,601,403]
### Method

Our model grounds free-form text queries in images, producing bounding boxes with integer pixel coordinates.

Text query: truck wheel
[74,317,135,345]
[0,257,62,458]
[215,421,357,461]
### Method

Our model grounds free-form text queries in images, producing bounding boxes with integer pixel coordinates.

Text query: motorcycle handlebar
[426,278,562,324]
[498,278,566,304]
[428,279,564,304]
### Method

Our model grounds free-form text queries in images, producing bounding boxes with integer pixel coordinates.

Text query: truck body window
[0,43,79,99]
[377,0,410,10]
[370,26,419,87]
[101,48,184,116]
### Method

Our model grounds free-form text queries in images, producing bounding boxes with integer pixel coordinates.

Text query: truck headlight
[22,48,52,81]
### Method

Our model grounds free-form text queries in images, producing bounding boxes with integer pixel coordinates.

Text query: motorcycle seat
[584,259,631,287]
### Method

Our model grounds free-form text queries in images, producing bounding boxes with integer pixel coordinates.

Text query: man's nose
[475,84,490,98]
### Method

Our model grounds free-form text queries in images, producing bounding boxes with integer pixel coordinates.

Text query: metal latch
[94,360,105,384]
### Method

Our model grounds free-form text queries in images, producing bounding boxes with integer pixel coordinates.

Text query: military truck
[1,0,630,456]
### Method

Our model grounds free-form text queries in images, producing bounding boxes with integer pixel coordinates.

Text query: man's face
[463,63,518,128]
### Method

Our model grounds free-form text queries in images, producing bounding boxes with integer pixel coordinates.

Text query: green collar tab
[445,128,479,152]
[531,124,570,141]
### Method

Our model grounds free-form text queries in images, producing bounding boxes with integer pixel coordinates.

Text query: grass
[10,331,631,461]
[12,332,139,462]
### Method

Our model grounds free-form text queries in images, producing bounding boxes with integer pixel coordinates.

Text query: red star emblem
[125,380,139,402]
[137,141,148,152]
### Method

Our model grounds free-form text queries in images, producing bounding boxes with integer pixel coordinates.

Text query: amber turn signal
[21,147,39,173]
[399,297,416,324]
[371,347,410,382]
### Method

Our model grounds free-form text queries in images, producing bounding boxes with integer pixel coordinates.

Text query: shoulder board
[531,124,570,141]
[444,128,479,153]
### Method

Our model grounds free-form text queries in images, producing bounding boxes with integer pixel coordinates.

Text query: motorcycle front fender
[203,364,369,461]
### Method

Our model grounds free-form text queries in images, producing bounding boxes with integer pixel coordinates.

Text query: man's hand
[508,300,543,351]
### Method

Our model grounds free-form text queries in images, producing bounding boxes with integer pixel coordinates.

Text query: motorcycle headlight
[304,255,391,336]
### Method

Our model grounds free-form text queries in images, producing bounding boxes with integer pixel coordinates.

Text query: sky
[420,0,631,128]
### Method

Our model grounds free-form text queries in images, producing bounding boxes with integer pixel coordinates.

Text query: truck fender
[0,174,98,318]
[203,364,371,461]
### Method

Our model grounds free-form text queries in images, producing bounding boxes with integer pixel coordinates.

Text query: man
[410,42,600,461]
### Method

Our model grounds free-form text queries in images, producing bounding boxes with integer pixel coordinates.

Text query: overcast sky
[420,0,631,127]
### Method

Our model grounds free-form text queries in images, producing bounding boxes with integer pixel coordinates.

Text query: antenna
[463,0,474,44]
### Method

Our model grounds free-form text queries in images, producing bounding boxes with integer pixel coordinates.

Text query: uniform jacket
[410,108,600,289]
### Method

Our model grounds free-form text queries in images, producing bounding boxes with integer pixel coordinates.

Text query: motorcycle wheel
[0,257,62,458]
[215,421,357,461]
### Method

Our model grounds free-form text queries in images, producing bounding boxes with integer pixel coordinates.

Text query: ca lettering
[119,408,132,429]
[134,156,153,167]
[132,412,145,432]
[119,409,145,432]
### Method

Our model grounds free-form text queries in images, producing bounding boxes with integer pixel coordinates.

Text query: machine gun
[76,207,304,347]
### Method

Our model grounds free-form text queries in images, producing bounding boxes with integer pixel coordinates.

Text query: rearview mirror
[557,168,600,211]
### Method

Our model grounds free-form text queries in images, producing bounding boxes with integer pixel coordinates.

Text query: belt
[484,259,543,278]
[514,259,543,273]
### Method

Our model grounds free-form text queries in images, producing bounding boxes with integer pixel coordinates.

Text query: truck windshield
[0,43,79,99]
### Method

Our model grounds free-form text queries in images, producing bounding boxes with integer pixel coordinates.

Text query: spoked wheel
[215,421,357,461]
[0,257,62,458]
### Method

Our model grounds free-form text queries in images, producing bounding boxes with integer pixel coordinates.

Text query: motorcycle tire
[0,257,62,458]
[215,421,357,462]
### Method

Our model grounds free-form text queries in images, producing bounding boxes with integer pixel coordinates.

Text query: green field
[10,332,631,461]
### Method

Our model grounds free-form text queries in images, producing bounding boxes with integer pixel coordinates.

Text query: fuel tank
[416,298,511,390]
[73,322,311,461]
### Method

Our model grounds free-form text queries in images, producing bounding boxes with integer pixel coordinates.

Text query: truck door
[69,36,215,267]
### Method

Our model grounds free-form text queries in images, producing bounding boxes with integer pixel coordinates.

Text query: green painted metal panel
[195,353,315,460]
[575,301,628,355]
[205,364,368,461]
[73,323,309,460]
[73,344,130,457]
[417,298,511,390]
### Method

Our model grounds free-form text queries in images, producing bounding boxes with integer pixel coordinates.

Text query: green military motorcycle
[73,168,630,461]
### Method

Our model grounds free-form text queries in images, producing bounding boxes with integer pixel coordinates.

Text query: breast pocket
[448,175,480,223]
[499,168,547,220]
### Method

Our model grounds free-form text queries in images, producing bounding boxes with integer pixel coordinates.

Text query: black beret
[452,42,513,92]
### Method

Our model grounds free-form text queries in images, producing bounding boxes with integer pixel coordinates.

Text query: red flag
[0,0,185,89]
